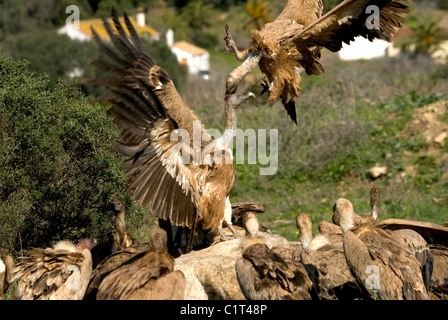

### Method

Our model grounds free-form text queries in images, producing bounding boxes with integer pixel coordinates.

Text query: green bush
[0,54,141,256]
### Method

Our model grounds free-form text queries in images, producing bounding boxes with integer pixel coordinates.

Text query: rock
[366,165,388,179]
[434,132,447,145]
[174,231,293,300]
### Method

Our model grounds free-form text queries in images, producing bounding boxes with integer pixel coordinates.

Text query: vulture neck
[115,210,127,236]
[222,99,238,146]
[299,228,313,249]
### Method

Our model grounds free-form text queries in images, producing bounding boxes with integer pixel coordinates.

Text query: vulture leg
[226,52,261,96]
[224,25,261,96]
[221,197,245,239]
[224,24,250,62]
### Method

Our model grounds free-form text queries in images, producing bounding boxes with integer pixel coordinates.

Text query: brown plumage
[427,244,448,300]
[376,218,448,247]
[229,0,408,123]
[295,213,363,300]
[83,9,253,254]
[387,228,434,295]
[110,200,139,251]
[235,242,313,300]
[0,255,14,300]
[96,228,185,300]
[332,186,381,227]
[12,238,95,300]
[334,198,429,300]
[84,242,152,300]
[235,212,313,300]
[90,200,139,268]
[317,220,343,247]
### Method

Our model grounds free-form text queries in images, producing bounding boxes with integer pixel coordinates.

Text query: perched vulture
[226,0,409,123]
[84,242,152,300]
[83,9,254,254]
[12,239,95,300]
[96,228,185,300]
[376,218,448,247]
[0,255,14,300]
[295,213,330,250]
[387,228,434,295]
[90,200,139,268]
[294,213,363,300]
[332,186,381,227]
[333,198,429,300]
[375,210,448,299]
[235,211,313,300]
[427,244,448,300]
[110,199,139,252]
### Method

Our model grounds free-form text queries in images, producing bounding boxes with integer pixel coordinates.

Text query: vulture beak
[230,92,255,109]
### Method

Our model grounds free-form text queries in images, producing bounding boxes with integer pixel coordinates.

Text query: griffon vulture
[294,213,363,300]
[225,0,409,123]
[332,186,381,227]
[83,9,255,254]
[84,242,152,300]
[96,228,185,300]
[333,198,429,300]
[110,199,139,252]
[12,238,95,300]
[235,211,313,300]
[0,255,14,300]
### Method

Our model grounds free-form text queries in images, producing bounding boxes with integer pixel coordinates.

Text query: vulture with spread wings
[226,0,409,123]
[83,9,254,255]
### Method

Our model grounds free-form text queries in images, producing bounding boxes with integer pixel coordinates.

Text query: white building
[166,28,210,76]
[58,8,160,43]
[338,36,396,61]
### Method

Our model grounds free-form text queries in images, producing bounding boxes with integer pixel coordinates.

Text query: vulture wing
[83,9,210,230]
[236,243,312,300]
[377,218,448,247]
[13,248,86,300]
[287,0,409,52]
[96,250,179,300]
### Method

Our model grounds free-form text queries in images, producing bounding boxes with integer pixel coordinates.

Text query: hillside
[183,50,448,241]
[0,0,448,250]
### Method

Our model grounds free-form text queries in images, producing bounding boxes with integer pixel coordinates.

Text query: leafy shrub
[0,54,141,256]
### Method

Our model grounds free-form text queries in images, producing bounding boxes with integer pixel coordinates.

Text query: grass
[180,51,448,241]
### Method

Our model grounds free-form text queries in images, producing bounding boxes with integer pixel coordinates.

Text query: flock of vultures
[1,0,448,300]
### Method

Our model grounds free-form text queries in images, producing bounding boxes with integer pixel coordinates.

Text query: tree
[179,1,219,48]
[399,14,445,56]
[1,30,101,88]
[0,54,142,256]
[244,0,272,31]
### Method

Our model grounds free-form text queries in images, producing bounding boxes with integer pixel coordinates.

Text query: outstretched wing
[286,0,409,52]
[83,9,208,228]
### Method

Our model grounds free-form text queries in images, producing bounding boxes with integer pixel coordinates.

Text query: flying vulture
[225,0,409,123]
[83,9,254,254]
